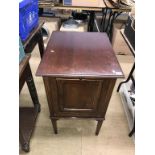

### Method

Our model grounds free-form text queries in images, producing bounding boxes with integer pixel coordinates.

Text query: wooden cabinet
[44,77,116,117]
[36,32,124,135]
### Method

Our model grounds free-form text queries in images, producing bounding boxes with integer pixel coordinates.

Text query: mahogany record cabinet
[36,32,124,135]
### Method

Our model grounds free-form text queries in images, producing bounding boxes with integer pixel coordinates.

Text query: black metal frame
[88,11,95,32]
[129,118,135,137]
[100,8,123,40]
[117,63,135,92]
[117,29,135,137]
[39,6,125,39]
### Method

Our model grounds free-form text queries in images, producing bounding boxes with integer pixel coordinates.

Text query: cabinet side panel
[97,78,116,117]
[43,77,57,116]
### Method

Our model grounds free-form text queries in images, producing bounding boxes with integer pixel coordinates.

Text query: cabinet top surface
[36,32,124,78]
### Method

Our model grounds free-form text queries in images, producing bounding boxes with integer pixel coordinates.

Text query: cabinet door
[45,77,116,118]
[56,78,102,115]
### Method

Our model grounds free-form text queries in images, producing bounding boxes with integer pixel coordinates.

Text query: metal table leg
[37,29,45,58]
[117,63,135,92]
[129,118,135,137]
[101,8,107,30]
[107,11,123,41]
[88,11,95,32]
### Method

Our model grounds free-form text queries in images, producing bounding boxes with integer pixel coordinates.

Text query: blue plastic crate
[19,0,39,41]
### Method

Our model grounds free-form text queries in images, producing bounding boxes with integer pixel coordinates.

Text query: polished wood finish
[19,55,40,152]
[96,120,104,135]
[37,32,123,78]
[19,54,31,79]
[19,107,39,152]
[36,32,124,135]
[23,21,45,58]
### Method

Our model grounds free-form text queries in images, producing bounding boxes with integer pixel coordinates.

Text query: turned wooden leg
[26,63,41,112]
[51,119,58,134]
[95,120,103,136]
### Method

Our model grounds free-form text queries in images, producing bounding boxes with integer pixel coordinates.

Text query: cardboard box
[63,0,100,6]
[112,23,132,55]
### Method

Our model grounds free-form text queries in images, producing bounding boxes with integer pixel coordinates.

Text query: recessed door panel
[56,79,102,112]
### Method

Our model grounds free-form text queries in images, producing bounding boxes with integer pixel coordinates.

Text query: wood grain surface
[36,31,124,78]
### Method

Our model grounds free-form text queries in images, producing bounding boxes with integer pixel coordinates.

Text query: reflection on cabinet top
[36,32,124,78]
